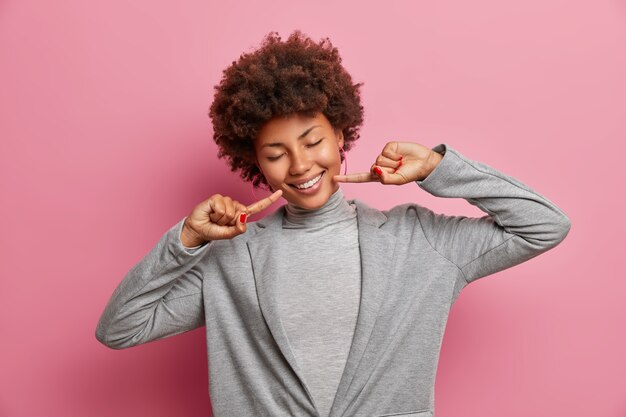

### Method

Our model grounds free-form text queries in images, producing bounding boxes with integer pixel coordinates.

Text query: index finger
[246,189,283,216]
[333,172,379,183]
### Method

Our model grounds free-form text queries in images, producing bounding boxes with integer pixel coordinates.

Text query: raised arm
[335,141,571,284]
[414,144,571,284]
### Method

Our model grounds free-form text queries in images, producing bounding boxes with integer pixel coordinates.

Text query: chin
[284,183,336,209]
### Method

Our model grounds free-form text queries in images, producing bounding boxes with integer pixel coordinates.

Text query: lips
[289,171,325,187]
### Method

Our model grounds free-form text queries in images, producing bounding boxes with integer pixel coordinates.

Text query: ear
[335,128,345,149]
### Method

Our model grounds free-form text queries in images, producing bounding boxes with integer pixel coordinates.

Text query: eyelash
[267,139,324,161]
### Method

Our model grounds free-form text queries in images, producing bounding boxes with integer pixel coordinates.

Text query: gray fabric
[279,187,360,417]
[95,143,571,417]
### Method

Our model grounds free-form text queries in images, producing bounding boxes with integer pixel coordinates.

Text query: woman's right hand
[181,190,283,246]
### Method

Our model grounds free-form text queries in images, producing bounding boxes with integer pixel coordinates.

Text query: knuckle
[383,142,399,157]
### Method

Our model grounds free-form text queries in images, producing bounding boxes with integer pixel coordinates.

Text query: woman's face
[254,112,344,209]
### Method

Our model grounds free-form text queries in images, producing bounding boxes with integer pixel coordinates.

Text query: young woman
[96,30,571,417]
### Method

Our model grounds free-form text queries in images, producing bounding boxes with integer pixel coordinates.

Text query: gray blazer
[96,144,571,417]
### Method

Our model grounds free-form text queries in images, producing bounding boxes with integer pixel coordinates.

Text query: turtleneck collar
[282,187,356,229]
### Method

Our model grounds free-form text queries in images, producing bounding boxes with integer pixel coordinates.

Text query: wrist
[419,150,444,181]
[181,218,206,248]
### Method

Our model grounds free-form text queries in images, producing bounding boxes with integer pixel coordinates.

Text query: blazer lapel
[246,207,320,411]
[246,199,398,417]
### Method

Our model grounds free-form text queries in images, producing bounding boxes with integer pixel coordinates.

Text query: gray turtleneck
[278,186,360,417]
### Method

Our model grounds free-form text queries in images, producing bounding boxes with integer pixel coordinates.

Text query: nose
[289,149,313,176]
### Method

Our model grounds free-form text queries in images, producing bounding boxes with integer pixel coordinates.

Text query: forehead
[256,112,331,143]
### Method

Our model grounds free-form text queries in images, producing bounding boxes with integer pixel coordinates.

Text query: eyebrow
[261,125,322,149]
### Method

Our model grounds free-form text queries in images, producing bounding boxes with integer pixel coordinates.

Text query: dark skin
[181,140,442,247]
[180,190,282,246]
[334,141,443,185]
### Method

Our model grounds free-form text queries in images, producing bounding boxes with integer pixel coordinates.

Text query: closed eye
[307,138,323,147]
[266,139,324,161]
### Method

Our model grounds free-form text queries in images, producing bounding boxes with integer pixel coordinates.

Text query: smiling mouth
[289,171,325,189]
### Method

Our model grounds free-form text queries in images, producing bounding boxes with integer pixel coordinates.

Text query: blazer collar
[246,199,399,417]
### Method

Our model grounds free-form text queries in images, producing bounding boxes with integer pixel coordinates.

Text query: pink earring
[339,146,348,175]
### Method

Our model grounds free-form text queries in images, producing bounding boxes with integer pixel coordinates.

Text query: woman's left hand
[333,141,443,185]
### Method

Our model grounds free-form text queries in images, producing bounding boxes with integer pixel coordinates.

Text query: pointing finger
[246,189,283,216]
[333,172,380,183]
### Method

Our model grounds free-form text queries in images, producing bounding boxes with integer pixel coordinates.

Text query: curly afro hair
[209,30,365,189]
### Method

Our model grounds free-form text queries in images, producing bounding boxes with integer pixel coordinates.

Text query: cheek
[321,147,341,168]
[259,161,288,183]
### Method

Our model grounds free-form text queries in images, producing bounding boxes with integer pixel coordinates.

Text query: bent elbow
[95,325,116,350]
[544,214,572,248]
[520,214,571,251]
[95,322,132,350]
[554,214,572,243]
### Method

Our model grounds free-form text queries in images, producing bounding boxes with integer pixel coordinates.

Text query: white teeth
[294,173,323,189]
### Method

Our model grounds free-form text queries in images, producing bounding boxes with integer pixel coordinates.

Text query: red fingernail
[373,167,383,176]
[240,213,247,223]
[398,160,403,167]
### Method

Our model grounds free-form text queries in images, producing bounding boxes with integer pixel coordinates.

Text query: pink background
[1,0,625,416]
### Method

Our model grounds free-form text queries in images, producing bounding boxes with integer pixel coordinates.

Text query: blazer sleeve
[415,143,571,285]
[95,216,210,349]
